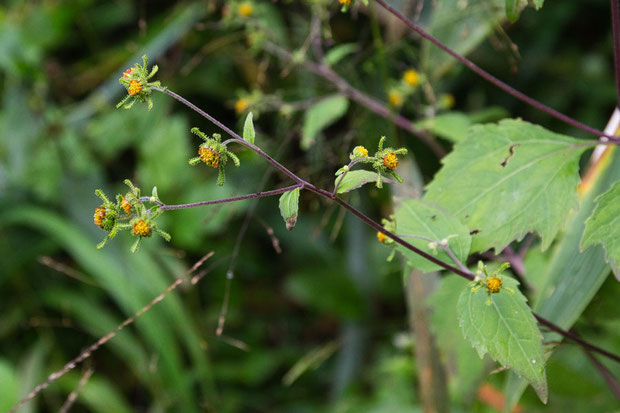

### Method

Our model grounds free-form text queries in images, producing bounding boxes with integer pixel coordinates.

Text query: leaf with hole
[425,119,587,254]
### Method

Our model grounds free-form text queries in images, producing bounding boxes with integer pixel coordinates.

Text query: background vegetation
[1,0,619,411]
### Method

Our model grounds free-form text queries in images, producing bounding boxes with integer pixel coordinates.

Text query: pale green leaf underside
[425,119,586,253]
[301,96,349,150]
[457,277,547,402]
[279,188,300,230]
[395,199,471,273]
[243,112,255,144]
[336,170,385,194]
[581,179,620,279]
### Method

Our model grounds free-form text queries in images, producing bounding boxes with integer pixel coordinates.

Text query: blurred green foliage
[1,0,619,412]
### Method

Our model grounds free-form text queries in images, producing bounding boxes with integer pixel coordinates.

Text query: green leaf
[335,170,387,194]
[581,179,620,279]
[0,360,18,412]
[301,96,349,150]
[279,187,300,230]
[504,147,620,411]
[394,199,471,273]
[505,0,525,22]
[533,0,544,9]
[324,43,358,66]
[457,277,547,402]
[243,112,255,144]
[425,119,587,253]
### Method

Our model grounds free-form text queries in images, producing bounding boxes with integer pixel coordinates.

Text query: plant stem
[143,185,302,211]
[373,0,620,144]
[157,88,620,365]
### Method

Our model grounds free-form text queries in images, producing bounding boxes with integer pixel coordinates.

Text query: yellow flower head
[94,206,106,228]
[128,80,142,96]
[235,97,249,114]
[403,69,419,87]
[388,90,403,108]
[121,197,131,214]
[239,2,253,17]
[339,0,352,6]
[439,93,455,109]
[377,231,387,243]
[132,219,151,237]
[487,277,502,293]
[352,145,368,158]
[199,147,221,168]
[383,152,399,170]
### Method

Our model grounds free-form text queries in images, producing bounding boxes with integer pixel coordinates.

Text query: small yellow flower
[353,145,368,158]
[128,80,142,96]
[439,93,455,109]
[121,197,131,214]
[388,90,403,108]
[383,153,399,170]
[132,219,151,237]
[199,147,220,168]
[339,0,352,6]
[377,231,387,243]
[239,2,253,17]
[94,206,106,228]
[235,97,249,114]
[487,277,502,293]
[403,69,419,87]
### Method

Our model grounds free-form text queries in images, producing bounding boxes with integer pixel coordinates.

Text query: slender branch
[400,233,469,273]
[263,42,447,157]
[611,0,620,107]
[59,367,94,413]
[583,348,620,400]
[156,89,620,365]
[8,252,215,413]
[373,0,620,144]
[141,184,302,211]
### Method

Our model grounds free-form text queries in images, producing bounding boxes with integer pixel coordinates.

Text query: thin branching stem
[263,42,447,157]
[373,0,620,144]
[139,185,302,211]
[156,88,620,365]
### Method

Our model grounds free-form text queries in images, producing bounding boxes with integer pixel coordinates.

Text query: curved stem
[373,0,620,144]
[148,185,303,211]
[157,88,620,365]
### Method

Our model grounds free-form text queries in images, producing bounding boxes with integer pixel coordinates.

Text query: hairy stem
[373,0,620,144]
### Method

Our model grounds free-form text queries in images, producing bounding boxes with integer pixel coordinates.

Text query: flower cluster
[469,261,514,304]
[346,137,408,188]
[93,180,170,253]
[189,128,241,186]
[117,55,163,111]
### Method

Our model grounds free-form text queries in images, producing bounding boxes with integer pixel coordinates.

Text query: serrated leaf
[425,119,587,253]
[279,188,300,230]
[581,179,620,279]
[243,112,255,144]
[395,199,471,273]
[335,170,391,194]
[504,146,620,411]
[301,96,348,150]
[457,277,547,402]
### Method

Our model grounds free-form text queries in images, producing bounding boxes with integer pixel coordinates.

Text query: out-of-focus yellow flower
[239,2,253,17]
[339,0,352,6]
[439,93,455,109]
[403,69,419,87]
[235,97,250,114]
[388,89,403,108]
